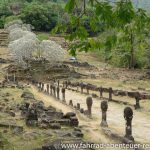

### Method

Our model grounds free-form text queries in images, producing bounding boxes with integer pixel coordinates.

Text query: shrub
[37,33,49,41]
[20,2,58,31]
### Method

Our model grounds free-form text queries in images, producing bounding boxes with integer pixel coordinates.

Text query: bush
[20,2,58,31]
[4,15,20,24]
[37,33,49,41]
[0,17,5,28]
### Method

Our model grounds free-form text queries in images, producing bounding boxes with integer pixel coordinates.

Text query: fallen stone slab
[0,122,23,131]
[21,91,34,100]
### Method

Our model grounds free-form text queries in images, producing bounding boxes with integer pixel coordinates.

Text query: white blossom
[7,20,66,68]
[39,40,66,63]
[9,28,36,42]
[9,34,40,68]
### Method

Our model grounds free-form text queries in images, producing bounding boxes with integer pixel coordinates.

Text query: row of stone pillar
[37,81,66,102]
[37,81,134,142]
[100,100,134,141]
[68,96,134,142]
[64,81,141,110]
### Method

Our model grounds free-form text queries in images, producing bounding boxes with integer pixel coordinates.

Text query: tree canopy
[55,0,150,69]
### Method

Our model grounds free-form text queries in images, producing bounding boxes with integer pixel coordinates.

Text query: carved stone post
[100,101,108,127]
[65,81,68,89]
[50,85,53,95]
[77,103,80,110]
[134,96,141,109]
[46,84,49,94]
[86,86,89,94]
[61,88,66,101]
[86,96,93,117]
[109,87,113,100]
[53,86,56,97]
[63,81,65,88]
[58,80,60,87]
[100,87,103,98]
[57,86,60,100]
[25,102,30,110]
[42,83,44,91]
[14,73,16,83]
[81,82,83,94]
[38,82,41,91]
[124,107,134,141]
[77,86,79,92]
[6,73,9,82]
[69,100,73,106]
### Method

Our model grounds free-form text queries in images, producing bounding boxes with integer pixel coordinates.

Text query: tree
[55,0,150,69]
[20,2,58,31]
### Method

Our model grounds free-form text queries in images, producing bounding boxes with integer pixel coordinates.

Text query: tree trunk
[129,32,134,69]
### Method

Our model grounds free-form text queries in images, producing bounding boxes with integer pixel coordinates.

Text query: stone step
[0,30,9,47]
[0,38,8,41]
[0,33,9,35]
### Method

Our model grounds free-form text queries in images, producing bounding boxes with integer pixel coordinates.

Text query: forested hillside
[107,0,150,12]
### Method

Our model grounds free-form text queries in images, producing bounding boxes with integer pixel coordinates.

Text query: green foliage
[4,15,20,24]
[54,0,150,69]
[0,17,5,28]
[20,2,58,31]
[37,32,49,41]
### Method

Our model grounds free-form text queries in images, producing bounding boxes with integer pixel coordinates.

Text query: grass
[37,32,49,41]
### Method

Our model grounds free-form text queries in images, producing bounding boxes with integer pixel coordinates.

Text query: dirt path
[30,85,127,150]
[30,84,150,146]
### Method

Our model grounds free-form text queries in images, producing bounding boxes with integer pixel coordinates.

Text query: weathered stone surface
[70,117,79,127]
[0,122,23,131]
[26,108,38,127]
[7,111,15,117]
[124,107,134,141]
[86,96,93,117]
[72,131,83,138]
[80,108,84,113]
[63,112,76,119]
[91,93,98,98]
[21,91,34,99]
[55,119,70,126]
[49,123,61,129]
[46,111,63,120]
[100,101,108,127]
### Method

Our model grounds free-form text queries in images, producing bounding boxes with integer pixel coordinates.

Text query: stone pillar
[77,86,79,92]
[124,107,134,141]
[46,84,49,94]
[134,96,141,109]
[57,86,60,100]
[50,85,53,95]
[100,87,103,98]
[81,83,83,94]
[53,86,56,97]
[77,103,80,110]
[63,81,65,88]
[42,83,44,92]
[64,81,67,89]
[69,100,73,106]
[38,82,41,91]
[58,80,60,87]
[61,87,66,101]
[100,101,108,127]
[25,102,30,109]
[14,73,16,83]
[86,96,93,117]
[86,86,89,94]
[6,73,9,82]
[26,108,38,127]
[109,87,113,100]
